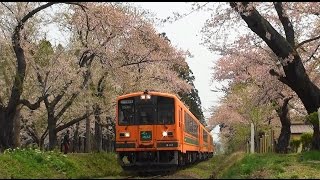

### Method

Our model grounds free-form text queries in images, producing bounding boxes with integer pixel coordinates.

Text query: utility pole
[250,123,255,153]
[318,107,320,130]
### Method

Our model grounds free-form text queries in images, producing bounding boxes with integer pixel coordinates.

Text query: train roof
[116,90,178,100]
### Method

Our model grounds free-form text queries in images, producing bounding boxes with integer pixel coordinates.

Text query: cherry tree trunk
[13,105,22,148]
[275,97,291,153]
[48,115,57,150]
[276,124,291,153]
[73,123,79,152]
[85,106,91,153]
[94,104,102,152]
[0,110,14,151]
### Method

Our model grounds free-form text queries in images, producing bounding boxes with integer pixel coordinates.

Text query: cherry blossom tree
[0,2,62,150]
[202,2,320,150]
[0,2,200,151]
[29,2,192,150]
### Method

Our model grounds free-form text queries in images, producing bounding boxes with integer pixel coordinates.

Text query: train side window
[179,108,182,127]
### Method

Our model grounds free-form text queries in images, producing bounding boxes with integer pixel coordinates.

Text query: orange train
[115,90,214,172]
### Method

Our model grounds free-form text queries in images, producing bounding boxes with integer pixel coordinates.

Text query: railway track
[122,171,173,179]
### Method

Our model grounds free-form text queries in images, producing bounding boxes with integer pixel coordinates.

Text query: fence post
[264,135,267,153]
[259,137,262,153]
[262,136,264,153]
[271,129,274,152]
[266,135,268,153]
[318,107,320,130]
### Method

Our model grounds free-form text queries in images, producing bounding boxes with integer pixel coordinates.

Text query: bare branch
[119,48,163,68]
[306,43,320,63]
[1,3,18,21]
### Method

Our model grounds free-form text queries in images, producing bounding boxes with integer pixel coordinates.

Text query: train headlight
[162,131,173,137]
[140,94,151,100]
[124,132,130,137]
[140,94,146,99]
[162,131,168,137]
[120,132,130,137]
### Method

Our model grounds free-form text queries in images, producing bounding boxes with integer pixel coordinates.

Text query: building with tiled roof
[291,124,313,135]
[290,123,313,152]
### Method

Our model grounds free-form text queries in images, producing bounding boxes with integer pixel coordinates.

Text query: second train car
[115,90,214,172]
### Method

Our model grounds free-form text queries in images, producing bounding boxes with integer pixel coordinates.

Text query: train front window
[136,105,155,124]
[135,96,157,125]
[118,98,135,125]
[118,95,175,125]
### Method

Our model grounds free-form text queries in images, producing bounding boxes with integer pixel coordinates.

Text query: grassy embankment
[179,151,320,179]
[1,147,320,179]
[0,148,123,179]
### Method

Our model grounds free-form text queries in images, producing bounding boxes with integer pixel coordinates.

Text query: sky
[132,2,225,120]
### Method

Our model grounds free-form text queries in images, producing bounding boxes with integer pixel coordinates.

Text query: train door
[179,106,183,151]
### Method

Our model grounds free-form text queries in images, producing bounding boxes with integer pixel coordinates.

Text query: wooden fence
[246,128,276,153]
[59,133,115,153]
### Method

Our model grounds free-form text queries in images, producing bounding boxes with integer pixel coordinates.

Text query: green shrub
[301,151,320,161]
[290,139,301,153]
[300,133,313,152]
[306,112,318,125]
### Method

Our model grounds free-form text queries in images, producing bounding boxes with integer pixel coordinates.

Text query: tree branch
[230,2,293,59]
[306,43,320,63]
[96,74,106,97]
[40,126,48,142]
[50,80,73,108]
[55,111,94,133]
[54,93,79,121]
[25,124,40,144]
[295,35,320,49]
[1,3,18,21]
[273,2,295,46]
[283,96,293,107]
[269,69,289,86]
[19,94,48,110]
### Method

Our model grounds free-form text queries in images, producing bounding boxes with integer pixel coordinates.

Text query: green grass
[175,158,218,179]
[174,152,246,179]
[2,148,320,179]
[0,148,123,179]
[220,151,320,179]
